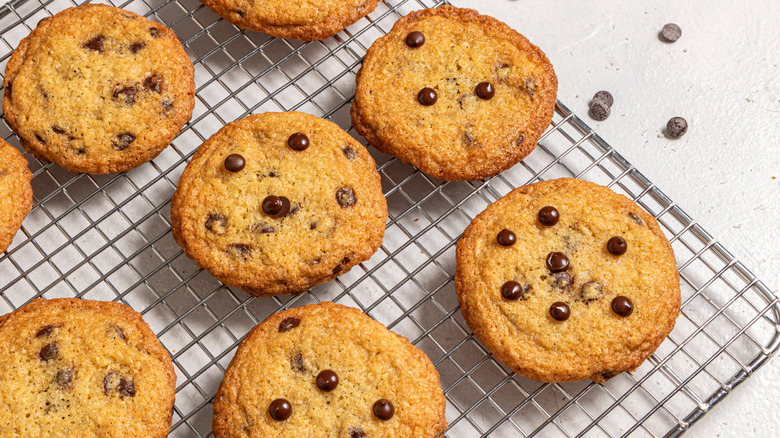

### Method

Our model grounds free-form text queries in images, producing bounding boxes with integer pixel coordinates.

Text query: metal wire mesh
[0,0,778,436]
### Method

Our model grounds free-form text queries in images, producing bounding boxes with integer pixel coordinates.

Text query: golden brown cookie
[455,178,681,382]
[0,298,176,437]
[212,301,447,437]
[171,111,387,297]
[3,4,195,174]
[200,0,382,40]
[0,139,33,253]
[351,5,557,181]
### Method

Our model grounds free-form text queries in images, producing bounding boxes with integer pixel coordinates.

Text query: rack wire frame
[0,0,778,436]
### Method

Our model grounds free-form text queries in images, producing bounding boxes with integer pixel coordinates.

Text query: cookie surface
[351,6,557,181]
[3,4,195,174]
[455,178,681,382]
[212,301,447,437]
[0,298,176,437]
[200,0,381,40]
[0,139,33,253]
[171,111,387,297]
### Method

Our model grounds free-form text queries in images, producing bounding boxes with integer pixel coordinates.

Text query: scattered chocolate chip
[331,255,352,275]
[39,342,58,361]
[224,153,246,172]
[550,302,571,321]
[350,428,367,438]
[475,81,495,100]
[660,23,682,43]
[496,229,516,246]
[291,354,306,373]
[288,133,310,151]
[342,145,357,160]
[232,9,247,18]
[205,213,228,235]
[580,281,603,303]
[336,187,356,207]
[607,236,628,255]
[524,77,537,98]
[538,206,559,226]
[373,399,395,420]
[112,84,137,106]
[516,133,525,145]
[552,271,573,289]
[229,243,251,256]
[666,117,688,138]
[269,398,292,421]
[501,280,529,300]
[35,134,45,143]
[417,87,437,106]
[546,252,570,273]
[83,34,105,52]
[405,31,425,48]
[54,369,73,387]
[103,372,116,394]
[592,90,614,108]
[307,258,321,265]
[601,370,619,380]
[252,222,276,234]
[612,296,634,317]
[278,317,300,333]
[107,325,126,340]
[4,82,11,100]
[262,195,291,217]
[149,27,161,38]
[589,100,610,121]
[143,74,164,93]
[628,212,644,225]
[117,378,135,397]
[51,126,67,135]
[316,369,339,392]
[129,42,145,53]
[161,99,173,112]
[36,324,57,338]
[112,133,135,151]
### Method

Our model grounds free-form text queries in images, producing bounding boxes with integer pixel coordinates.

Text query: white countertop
[448,0,779,436]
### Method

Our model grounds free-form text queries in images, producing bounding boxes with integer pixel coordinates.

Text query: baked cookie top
[171,111,387,297]
[200,0,381,40]
[212,301,447,437]
[3,4,195,174]
[455,178,681,382]
[0,139,33,253]
[0,298,176,437]
[351,6,557,181]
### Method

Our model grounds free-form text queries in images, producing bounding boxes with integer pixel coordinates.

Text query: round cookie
[0,298,176,437]
[200,0,382,40]
[0,139,33,253]
[212,301,447,437]
[3,4,195,174]
[351,6,557,181]
[171,111,387,297]
[455,178,681,382]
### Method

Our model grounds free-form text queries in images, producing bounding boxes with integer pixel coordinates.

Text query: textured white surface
[449,0,780,436]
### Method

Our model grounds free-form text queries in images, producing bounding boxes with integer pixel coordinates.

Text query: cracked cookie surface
[0,298,176,437]
[3,4,195,174]
[212,302,447,437]
[351,6,557,181]
[455,178,681,382]
[0,139,33,253]
[171,111,387,297]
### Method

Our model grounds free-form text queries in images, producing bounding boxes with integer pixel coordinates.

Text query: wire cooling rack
[0,0,778,436]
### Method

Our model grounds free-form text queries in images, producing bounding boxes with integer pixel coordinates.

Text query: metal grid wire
[0,0,778,436]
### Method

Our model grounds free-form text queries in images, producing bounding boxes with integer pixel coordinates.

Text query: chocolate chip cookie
[0,139,33,253]
[0,298,176,437]
[200,0,381,40]
[3,4,195,174]
[455,178,681,382]
[351,6,557,181]
[212,301,447,437]
[171,111,387,297]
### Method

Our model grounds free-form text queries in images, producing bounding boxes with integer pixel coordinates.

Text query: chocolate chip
[288,133,310,151]
[39,342,58,361]
[538,206,559,226]
[112,85,137,106]
[112,133,135,151]
[149,27,160,38]
[36,324,57,338]
[580,281,603,303]
[496,229,516,246]
[552,271,573,289]
[546,252,570,273]
[54,369,73,387]
[35,134,45,143]
[331,255,352,275]
[278,317,300,333]
[316,369,339,392]
[143,74,164,93]
[524,77,537,98]
[336,187,356,207]
[83,34,105,52]
[269,398,292,421]
[162,99,173,112]
[475,82,495,100]
[417,87,437,105]
[592,90,614,107]
[224,153,246,172]
[103,372,116,394]
[291,354,306,373]
[229,243,251,256]
[516,133,525,145]
[342,145,357,160]
[262,195,291,217]
[4,82,11,100]
[405,31,425,48]
[51,126,67,135]
[251,223,276,234]
[666,117,688,138]
[607,236,627,255]
[501,280,529,300]
[350,428,366,438]
[612,296,634,317]
[628,212,644,225]
[549,302,571,321]
[107,325,126,340]
[118,378,135,397]
[129,42,145,53]
[204,213,228,235]
[601,370,619,380]
[660,23,682,43]
[589,100,610,121]
[373,399,395,420]
[232,9,247,18]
